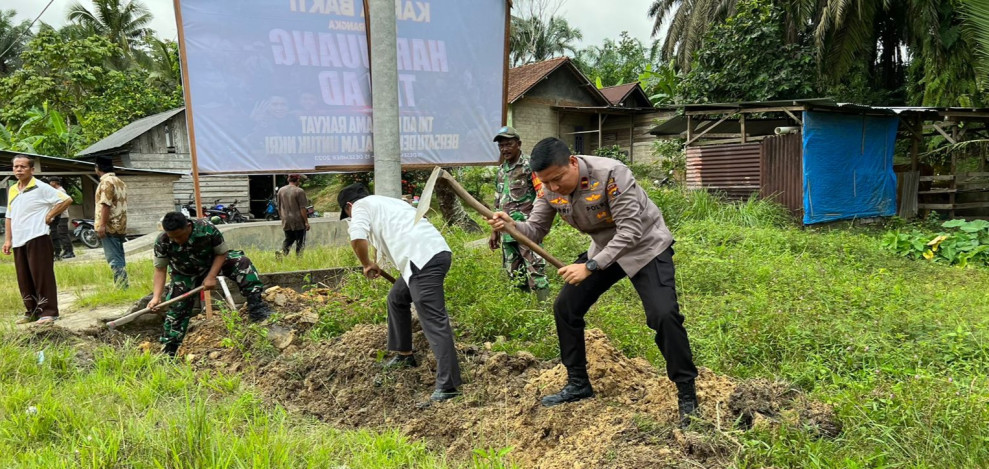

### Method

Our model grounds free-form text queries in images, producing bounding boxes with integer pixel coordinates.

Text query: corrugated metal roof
[76,107,185,157]
[0,150,184,176]
[650,115,795,137]
[679,99,989,116]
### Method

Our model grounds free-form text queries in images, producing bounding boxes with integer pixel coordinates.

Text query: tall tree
[67,0,153,58]
[510,15,583,66]
[0,9,33,76]
[963,0,989,81]
[574,32,660,87]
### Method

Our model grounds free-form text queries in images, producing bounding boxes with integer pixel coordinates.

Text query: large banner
[177,0,506,173]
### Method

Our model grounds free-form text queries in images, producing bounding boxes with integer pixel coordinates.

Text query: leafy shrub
[593,145,630,166]
[882,219,989,266]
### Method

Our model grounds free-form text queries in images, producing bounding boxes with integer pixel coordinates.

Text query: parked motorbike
[71,219,100,249]
[264,197,279,221]
[307,204,320,218]
[224,199,249,223]
[203,199,230,224]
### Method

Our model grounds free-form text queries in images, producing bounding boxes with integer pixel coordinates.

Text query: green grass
[5,184,989,467]
[0,329,457,468]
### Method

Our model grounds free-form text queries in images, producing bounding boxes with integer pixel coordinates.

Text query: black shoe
[541,377,594,407]
[676,379,699,429]
[61,253,75,259]
[382,354,417,369]
[163,343,179,358]
[429,388,461,402]
[246,293,273,322]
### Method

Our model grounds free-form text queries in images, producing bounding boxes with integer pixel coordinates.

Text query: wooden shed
[652,99,989,223]
[75,108,252,213]
[1,150,182,236]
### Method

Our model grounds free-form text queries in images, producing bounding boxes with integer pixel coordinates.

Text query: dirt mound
[170,292,840,469]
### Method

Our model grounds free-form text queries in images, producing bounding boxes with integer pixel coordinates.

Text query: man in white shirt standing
[3,155,73,324]
[337,183,462,404]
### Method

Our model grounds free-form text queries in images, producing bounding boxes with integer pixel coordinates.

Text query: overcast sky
[7,0,662,49]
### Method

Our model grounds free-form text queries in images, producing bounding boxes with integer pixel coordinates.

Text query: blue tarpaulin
[802,111,898,224]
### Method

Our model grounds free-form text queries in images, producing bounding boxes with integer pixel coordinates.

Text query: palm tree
[963,0,989,80]
[510,15,582,66]
[67,0,153,56]
[0,9,33,76]
[648,0,738,71]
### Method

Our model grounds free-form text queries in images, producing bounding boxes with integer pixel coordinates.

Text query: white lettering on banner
[266,136,297,154]
[289,0,356,16]
[400,134,459,151]
[318,71,367,106]
[396,1,430,22]
[342,135,373,152]
[397,74,416,107]
[270,30,447,72]
[400,116,433,132]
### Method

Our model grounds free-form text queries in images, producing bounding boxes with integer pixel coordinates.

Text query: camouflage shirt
[495,154,542,242]
[153,219,230,276]
[95,172,128,235]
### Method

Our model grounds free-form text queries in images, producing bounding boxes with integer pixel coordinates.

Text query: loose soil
[34,285,839,468]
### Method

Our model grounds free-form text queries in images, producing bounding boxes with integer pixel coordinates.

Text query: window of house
[165,124,176,153]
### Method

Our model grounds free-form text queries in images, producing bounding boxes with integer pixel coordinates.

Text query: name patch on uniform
[607,183,621,199]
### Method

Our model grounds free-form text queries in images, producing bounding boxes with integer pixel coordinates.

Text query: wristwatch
[585,259,599,271]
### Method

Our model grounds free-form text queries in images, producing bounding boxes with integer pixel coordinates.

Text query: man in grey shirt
[488,137,700,428]
[277,174,310,256]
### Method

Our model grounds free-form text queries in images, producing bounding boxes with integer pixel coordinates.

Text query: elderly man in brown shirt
[277,174,310,256]
[488,137,700,428]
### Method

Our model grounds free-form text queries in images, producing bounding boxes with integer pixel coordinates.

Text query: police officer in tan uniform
[488,137,700,428]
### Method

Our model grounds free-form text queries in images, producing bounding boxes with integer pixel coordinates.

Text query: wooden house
[76,108,254,214]
[1,150,181,235]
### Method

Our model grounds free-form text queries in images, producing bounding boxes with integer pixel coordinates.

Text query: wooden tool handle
[106,286,206,329]
[380,271,396,284]
[439,171,565,268]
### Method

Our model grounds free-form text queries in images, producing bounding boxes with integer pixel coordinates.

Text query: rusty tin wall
[685,143,761,199]
[759,133,804,219]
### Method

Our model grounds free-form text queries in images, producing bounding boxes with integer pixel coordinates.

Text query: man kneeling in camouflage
[148,212,274,356]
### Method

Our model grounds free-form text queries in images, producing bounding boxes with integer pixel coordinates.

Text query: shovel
[105,286,205,329]
[413,166,564,269]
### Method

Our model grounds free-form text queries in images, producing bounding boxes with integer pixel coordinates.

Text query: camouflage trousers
[502,241,549,291]
[160,250,264,347]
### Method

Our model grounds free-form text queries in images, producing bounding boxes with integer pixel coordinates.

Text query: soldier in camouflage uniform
[490,126,549,301]
[148,212,273,356]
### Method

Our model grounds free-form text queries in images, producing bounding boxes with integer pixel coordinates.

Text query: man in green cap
[489,126,549,301]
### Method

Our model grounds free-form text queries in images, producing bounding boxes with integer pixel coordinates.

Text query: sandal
[35,316,57,324]
[15,315,37,325]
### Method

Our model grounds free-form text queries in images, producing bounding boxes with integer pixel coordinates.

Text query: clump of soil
[167,288,840,468]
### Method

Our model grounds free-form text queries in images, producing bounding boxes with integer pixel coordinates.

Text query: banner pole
[367,0,402,198]
[173,0,204,219]
[503,0,512,126]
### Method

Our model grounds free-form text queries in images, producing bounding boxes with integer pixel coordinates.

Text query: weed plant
[3,184,989,466]
[0,328,455,468]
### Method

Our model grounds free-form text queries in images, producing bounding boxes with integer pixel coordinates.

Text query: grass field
[3,184,989,467]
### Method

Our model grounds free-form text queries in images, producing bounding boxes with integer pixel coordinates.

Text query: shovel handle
[106,286,206,329]
[439,171,565,269]
[379,271,396,284]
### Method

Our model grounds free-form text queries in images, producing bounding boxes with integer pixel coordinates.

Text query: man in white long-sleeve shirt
[338,183,462,403]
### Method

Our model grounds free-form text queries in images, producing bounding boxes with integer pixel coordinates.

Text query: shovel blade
[414,166,442,224]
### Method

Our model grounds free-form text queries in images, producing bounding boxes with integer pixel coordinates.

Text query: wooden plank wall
[119,174,181,235]
[896,171,919,219]
[588,110,675,165]
[173,175,251,208]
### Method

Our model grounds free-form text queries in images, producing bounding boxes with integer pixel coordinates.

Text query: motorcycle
[224,199,249,223]
[307,204,320,218]
[264,197,279,221]
[71,219,100,249]
[203,199,230,224]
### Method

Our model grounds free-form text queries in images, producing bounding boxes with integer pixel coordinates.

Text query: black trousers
[554,247,698,383]
[48,216,73,257]
[386,251,462,391]
[282,229,307,255]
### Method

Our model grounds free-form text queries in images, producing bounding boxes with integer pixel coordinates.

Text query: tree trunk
[435,168,482,233]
